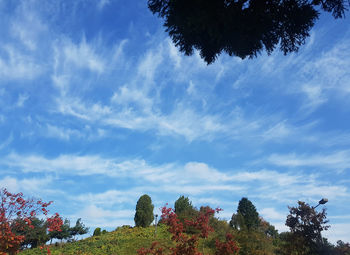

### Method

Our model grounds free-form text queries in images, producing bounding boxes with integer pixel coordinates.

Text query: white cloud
[16,94,29,107]
[75,190,141,206]
[44,124,106,141]
[0,175,54,195]
[0,133,13,150]
[230,170,302,186]
[0,45,42,80]
[62,38,105,73]
[97,0,111,10]
[261,121,291,141]
[10,6,46,51]
[324,223,350,244]
[137,46,164,84]
[2,153,348,202]
[71,204,134,229]
[48,34,313,144]
[45,124,82,140]
[168,39,181,68]
[268,150,350,171]
[260,207,286,221]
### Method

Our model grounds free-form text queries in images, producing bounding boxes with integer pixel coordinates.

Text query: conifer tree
[134,194,154,227]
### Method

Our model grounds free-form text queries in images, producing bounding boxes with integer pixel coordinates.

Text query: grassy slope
[20,225,173,255]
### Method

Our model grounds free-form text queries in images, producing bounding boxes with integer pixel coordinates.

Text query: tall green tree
[230,197,260,231]
[134,194,154,227]
[148,0,349,64]
[230,198,277,255]
[174,195,193,215]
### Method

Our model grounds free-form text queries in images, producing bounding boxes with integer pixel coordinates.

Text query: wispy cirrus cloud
[48,36,313,143]
[1,153,348,201]
[0,45,43,80]
[267,150,350,172]
[0,133,13,150]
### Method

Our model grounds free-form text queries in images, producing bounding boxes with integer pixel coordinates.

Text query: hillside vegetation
[19,224,223,255]
[20,225,172,255]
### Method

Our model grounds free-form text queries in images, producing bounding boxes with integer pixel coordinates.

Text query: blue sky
[0,0,350,243]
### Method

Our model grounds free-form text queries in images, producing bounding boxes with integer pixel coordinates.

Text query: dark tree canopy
[284,201,330,254]
[148,0,349,64]
[134,194,154,227]
[231,197,260,231]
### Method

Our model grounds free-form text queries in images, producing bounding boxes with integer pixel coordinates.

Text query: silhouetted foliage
[148,0,349,64]
[334,240,350,255]
[279,201,330,255]
[134,194,155,228]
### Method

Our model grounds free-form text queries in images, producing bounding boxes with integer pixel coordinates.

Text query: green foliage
[71,219,89,236]
[234,229,276,255]
[12,217,49,249]
[93,227,101,236]
[49,218,71,242]
[148,0,349,64]
[231,197,260,231]
[20,224,172,255]
[229,198,279,255]
[134,194,155,228]
[70,218,89,240]
[174,196,193,215]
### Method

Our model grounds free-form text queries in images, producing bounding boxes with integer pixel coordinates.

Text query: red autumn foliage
[138,205,239,255]
[40,245,52,255]
[214,233,240,255]
[0,188,63,255]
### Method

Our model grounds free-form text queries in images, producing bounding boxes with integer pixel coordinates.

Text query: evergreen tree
[134,194,154,227]
[148,0,349,64]
[231,197,260,231]
[174,195,193,214]
[230,198,277,255]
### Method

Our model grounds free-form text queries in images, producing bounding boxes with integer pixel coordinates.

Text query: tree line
[133,194,350,255]
[1,188,350,254]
